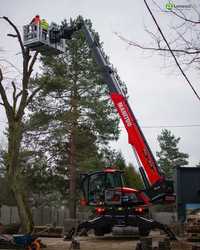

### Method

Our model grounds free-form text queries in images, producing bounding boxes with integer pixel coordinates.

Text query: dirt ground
[43,236,138,250]
[41,232,200,250]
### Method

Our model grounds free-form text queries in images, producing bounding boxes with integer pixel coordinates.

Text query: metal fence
[0,205,90,226]
[0,205,68,226]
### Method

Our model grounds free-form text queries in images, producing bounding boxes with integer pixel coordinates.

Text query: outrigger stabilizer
[65,214,176,240]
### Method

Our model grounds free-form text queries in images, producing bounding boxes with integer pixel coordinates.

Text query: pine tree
[124,163,144,189]
[156,129,189,178]
[23,18,120,218]
[102,150,143,189]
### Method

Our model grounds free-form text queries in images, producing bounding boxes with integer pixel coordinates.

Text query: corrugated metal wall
[0,205,90,226]
[0,205,67,226]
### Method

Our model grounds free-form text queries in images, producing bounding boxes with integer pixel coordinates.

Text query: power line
[142,124,200,128]
[0,120,199,128]
[143,0,200,102]
[119,124,200,129]
[0,119,199,128]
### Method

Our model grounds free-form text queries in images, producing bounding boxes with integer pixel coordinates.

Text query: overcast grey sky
[0,0,200,167]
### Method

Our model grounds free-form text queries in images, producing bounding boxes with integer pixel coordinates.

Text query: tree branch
[2,16,26,56]
[151,0,200,24]
[0,68,13,118]
[2,17,32,93]
[11,81,17,113]
[0,68,2,82]
[15,90,23,100]
[26,86,42,106]
[18,50,38,119]
[11,81,16,96]
[143,0,200,102]
[28,51,39,77]
[171,10,200,24]
[114,32,200,55]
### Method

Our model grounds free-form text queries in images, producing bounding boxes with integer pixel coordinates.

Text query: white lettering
[118,102,132,127]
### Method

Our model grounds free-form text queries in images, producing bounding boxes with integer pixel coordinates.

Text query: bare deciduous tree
[115,1,200,101]
[0,16,41,232]
[116,1,200,66]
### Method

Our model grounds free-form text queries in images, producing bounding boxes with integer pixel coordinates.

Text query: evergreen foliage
[156,129,189,178]
[23,18,121,216]
[124,163,144,189]
[102,150,143,189]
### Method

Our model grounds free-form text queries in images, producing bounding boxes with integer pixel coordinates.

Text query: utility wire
[143,0,200,102]
[0,119,200,128]
[142,124,200,128]
[118,124,200,129]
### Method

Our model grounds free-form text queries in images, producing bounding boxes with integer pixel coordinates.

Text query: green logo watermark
[165,2,175,10]
[165,2,192,11]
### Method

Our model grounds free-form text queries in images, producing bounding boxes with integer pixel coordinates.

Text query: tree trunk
[11,177,34,232]
[68,128,77,219]
[7,120,33,233]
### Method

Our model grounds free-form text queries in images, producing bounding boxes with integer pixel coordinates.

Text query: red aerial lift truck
[23,17,176,240]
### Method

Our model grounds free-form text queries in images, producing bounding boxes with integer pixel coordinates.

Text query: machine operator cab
[23,22,65,54]
[80,168,149,207]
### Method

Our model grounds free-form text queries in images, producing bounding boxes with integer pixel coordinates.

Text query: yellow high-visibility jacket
[40,19,49,30]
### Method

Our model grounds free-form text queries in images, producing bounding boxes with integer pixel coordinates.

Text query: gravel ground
[42,235,143,250]
[41,232,200,250]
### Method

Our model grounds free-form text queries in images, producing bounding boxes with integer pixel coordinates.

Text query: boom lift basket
[23,23,65,54]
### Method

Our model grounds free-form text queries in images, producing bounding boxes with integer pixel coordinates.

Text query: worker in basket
[40,18,49,40]
[30,15,40,31]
